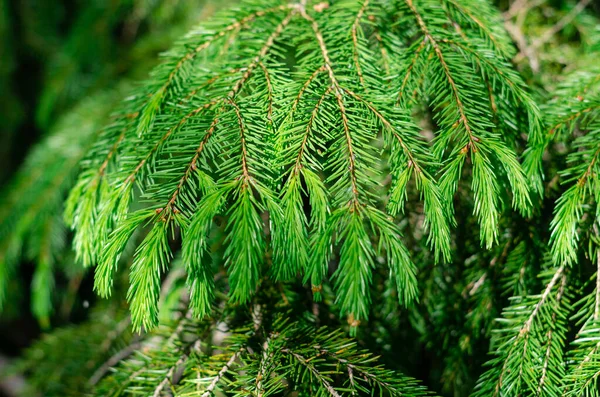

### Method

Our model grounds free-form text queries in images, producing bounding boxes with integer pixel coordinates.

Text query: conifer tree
[1,0,599,396]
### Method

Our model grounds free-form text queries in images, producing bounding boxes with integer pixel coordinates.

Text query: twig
[504,0,529,20]
[200,349,244,397]
[89,341,143,386]
[281,348,341,397]
[531,0,592,49]
[504,21,539,72]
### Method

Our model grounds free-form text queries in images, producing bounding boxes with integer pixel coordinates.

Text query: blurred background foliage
[0,0,228,364]
[0,0,598,396]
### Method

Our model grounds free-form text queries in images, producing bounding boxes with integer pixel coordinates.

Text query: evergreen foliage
[60,0,539,334]
[0,0,221,326]
[1,0,600,396]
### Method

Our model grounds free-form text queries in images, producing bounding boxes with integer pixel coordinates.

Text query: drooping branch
[281,348,341,397]
[300,9,361,207]
[405,0,479,152]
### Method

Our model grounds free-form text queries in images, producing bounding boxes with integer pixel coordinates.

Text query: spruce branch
[54,0,541,333]
[563,238,600,396]
[5,2,600,397]
[548,72,600,266]
[473,265,570,397]
[282,347,342,397]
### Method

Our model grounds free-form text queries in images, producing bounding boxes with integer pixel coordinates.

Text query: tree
[1,0,599,395]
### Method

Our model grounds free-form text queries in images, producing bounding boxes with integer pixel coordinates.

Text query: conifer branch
[6,2,600,397]
[397,38,427,104]
[444,0,503,52]
[161,117,220,216]
[351,0,369,89]
[89,341,142,386]
[259,62,274,124]
[342,87,423,173]
[5,10,569,394]
[293,86,333,174]
[474,265,569,397]
[301,8,361,207]
[536,273,568,396]
[201,348,244,397]
[229,99,252,184]
[281,348,342,397]
[405,0,479,151]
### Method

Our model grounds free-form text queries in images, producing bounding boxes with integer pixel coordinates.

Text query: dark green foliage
[13,303,133,396]
[2,0,600,396]
[0,92,115,326]
[0,0,223,327]
[94,307,432,396]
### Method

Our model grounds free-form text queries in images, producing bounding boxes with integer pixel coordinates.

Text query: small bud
[314,2,329,12]
[347,313,361,327]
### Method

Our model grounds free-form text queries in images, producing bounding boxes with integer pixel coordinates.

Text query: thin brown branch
[290,66,327,114]
[293,86,333,174]
[546,103,600,139]
[300,9,361,207]
[371,24,390,76]
[151,352,190,397]
[228,10,296,100]
[536,273,567,396]
[405,0,479,152]
[504,0,531,20]
[524,268,564,333]
[177,69,242,105]
[228,100,251,184]
[493,266,565,397]
[259,62,274,124]
[577,147,600,187]
[151,311,204,397]
[317,347,393,391]
[344,87,422,165]
[397,38,427,104]
[89,341,142,386]
[502,0,544,72]
[124,100,218,185]
[161,117,220,216]
[351,0,369,88]
[98,130,127,176]
[256,335,277,397]
[445,0,502,50]
[200,349,244,397]
[281,348,341,397]
[158,5,291,100]
[568,250,600,393]
[123,10,295,188]
[440,39,519,91]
